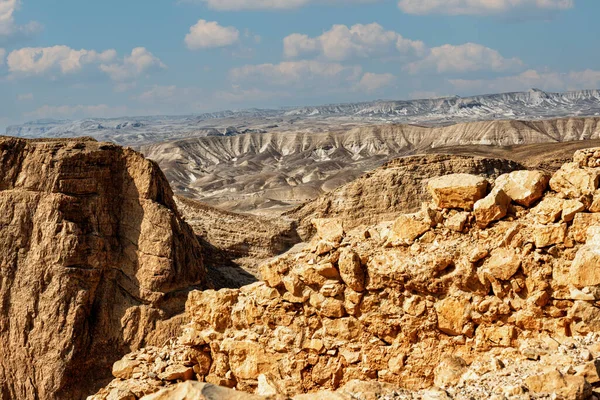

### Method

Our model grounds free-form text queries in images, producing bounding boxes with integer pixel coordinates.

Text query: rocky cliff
[93,147,600,400]
[0,137,207,399]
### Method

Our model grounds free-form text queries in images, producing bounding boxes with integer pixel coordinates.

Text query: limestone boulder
[435,296,472,336]
[533,223,567,248]
[338,249,365,292]
[573,147,600,168]
[433,356,467,388]
[386,213,431,246]
[570,244,600,288]
[427,174,488,210]
[444,212,469,232]
[570,213,600,243]
[312,218,345,243]
[494,170,549,207]
[550,162,600,198]
[474,189,510,228]
[141,381,268,400]
[525,369,591,400]
[483,248,521,281]
[532,197,564,224]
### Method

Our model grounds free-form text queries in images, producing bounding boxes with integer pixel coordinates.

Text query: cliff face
[286,154,524,240]
[0,137,207,399]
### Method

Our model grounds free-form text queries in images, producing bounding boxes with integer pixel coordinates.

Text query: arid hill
[141,117,600,214]
[0,137,207,399]
[92,147,600,400]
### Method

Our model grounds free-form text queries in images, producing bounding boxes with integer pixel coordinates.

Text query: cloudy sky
[0,0,598,130]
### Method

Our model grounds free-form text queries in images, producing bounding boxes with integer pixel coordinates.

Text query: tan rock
[569,301,600,333]
[312,218,345,243]
[112,358,141,380]
[574,360,600,384]
[444,212,469,232]
[338,249,365,292]
[532,197,565,224]
[427,173,488,210]
[435,296,471,336]
[433,356,467,388]
[386,213,431,246]
[475,325,517,350]
[570,244,600,288]
[474,189,510,228]
[533,223,567,248]
[563,199,586,222]
[141,381,267,400]
[589,190,600,212]
[570,213,600,242]
[494,170,549,206]
[550,162,600,198]
[525,369,591,400]
[573,147,600,168]
[158,364,194,381]
[483,248,521,281]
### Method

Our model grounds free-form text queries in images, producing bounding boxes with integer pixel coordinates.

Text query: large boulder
[474,188,510,228]
[550,162,600,198]
[427,173,488,210]
[494,170,549,207]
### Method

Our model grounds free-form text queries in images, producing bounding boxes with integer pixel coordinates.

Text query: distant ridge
[6,88,600,146]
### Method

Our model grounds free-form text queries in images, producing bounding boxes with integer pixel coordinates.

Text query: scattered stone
[483,248,521,281]
[533,222,567,248]
[444,212,469,232]
[112,358,141,380]
[525,369,591,400]
[495,170,549,206]
[386,213,431,246]
[434,356,467,388]
[427,174,488,210]
[435,296,471,336]
[474,189,510,228]
[312,218,345,243]
[338,249,366,292]
[550,162,600,198]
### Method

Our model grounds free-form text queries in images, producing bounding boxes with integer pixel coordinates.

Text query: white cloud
[17,92,32,101]
[284,23,425,61]
[449,69,600,93]
[184,0,378,11]
[99,47,166,82]
[406,43,523,74]
[7,46,116,75]
[0,0,41,38]
[24,104,128,119]
[356,72,396,93]
[230,60,363,88]
[398,0,574,15]
[185,20,240,50]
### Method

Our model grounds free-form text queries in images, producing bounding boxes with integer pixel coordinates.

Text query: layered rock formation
[0,137,207,399]
[287,154,523,240]
[140,117,600,214]
[93,147,600,399]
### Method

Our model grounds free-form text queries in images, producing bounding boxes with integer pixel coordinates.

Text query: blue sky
[0,0,598,130]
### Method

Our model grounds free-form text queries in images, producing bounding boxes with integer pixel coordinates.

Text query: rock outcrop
[287,154,523,240]
[93,147,600,400]
[0,137,207,399]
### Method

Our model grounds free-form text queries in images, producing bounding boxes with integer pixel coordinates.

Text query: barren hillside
[141,117,600,214]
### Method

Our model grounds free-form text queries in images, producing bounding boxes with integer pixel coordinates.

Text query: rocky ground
[91,147,600,400]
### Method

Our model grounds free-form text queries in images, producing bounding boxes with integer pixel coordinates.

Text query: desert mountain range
[4,90,600,399]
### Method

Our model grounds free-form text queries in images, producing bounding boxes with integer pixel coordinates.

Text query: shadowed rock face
[0,137,207,400]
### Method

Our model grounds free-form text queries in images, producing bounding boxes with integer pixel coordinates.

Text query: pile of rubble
[92,148,600,400]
